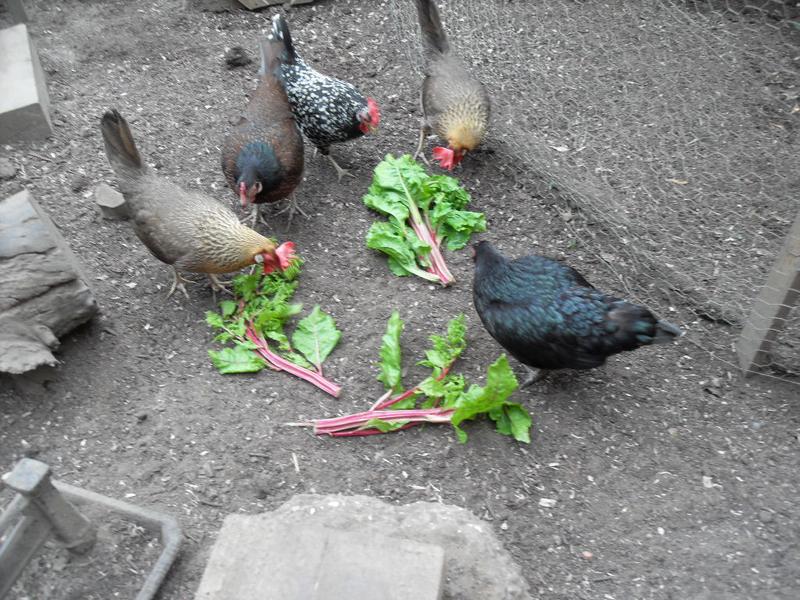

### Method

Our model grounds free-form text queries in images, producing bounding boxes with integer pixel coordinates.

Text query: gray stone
[197,523,444,600]
[0,24,53,143]
[0,158,16,179]
[0,189,97,374]
[195,494,531,600]
[94,182,130,220]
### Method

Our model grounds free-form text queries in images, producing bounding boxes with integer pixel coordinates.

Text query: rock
[224,46,251,69]
[195,494,531,600]
[0,158,16,179]
[0,189,97,374]
[94,183,129,220]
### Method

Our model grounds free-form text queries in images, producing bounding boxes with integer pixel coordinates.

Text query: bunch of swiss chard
[206,257,342,397]
[364,154,486,286]
[292,312,531,443]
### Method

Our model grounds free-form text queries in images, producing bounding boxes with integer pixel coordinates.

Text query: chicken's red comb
[367,97,380,127]
[432,146,455,170]
[275,241,296,270]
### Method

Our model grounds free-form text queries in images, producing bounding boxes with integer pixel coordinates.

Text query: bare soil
[1,1,799,599]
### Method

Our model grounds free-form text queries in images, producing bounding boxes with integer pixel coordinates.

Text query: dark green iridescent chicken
[472,241,683,385]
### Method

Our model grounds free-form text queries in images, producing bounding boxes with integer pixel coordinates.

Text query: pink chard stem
[246,326,341,397]
[313,408,455,436]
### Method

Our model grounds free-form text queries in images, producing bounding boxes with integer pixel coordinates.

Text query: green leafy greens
[303,312,531,443]
[364,154,486,286]
[206,261,342,397]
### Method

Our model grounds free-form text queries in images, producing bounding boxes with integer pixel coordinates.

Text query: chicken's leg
[325,153,353,182]
[413,124,431,165]
[207,274,232,293]
[167,267,192,299]
[275,192,308,228]
[521,366,548,388]
[247,204,269,229]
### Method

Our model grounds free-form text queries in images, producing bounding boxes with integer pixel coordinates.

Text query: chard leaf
[208,346,265,374]
[366,222,437,281]
[205,311,225,330]
[418,314,467,375]
[363,188,410,224]
[450,355,522,442]
[292,306,341,371]
[219,300,238,318]
[430,205,487,251]
[377,311,404,392]
[489,403,532,443]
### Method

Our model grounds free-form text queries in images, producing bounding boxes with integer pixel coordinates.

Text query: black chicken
[472,241,683,385]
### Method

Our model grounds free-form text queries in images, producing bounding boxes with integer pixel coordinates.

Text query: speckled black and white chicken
[269,14,380,181]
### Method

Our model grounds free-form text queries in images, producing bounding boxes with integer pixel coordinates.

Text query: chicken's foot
[247,204,270,230]
[325,153,353,182]
[167,267,192,299]
[274,193,308,228]
[521,366,548,388]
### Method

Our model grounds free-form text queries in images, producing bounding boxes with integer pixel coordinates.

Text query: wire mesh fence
[390,0,800,382]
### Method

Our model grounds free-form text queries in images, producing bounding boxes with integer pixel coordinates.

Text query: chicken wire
[390,0,800,381]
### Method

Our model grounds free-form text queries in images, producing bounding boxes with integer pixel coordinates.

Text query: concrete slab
[195,494,531,600]
[0,24,52,143]
[196,522,444,600]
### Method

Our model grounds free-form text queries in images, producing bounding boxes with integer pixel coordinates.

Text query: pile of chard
[291,313,531,443]
[364,154,486,287]
[206,253,342,397]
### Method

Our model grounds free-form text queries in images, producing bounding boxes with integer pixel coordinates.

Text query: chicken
[270,14,380,181]
[413,0,490,170]
[101,109,291,299]
[221,33,305,226]
[472,241,683,385]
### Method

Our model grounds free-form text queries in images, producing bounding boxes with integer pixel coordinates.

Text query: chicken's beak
[239,182,249,208]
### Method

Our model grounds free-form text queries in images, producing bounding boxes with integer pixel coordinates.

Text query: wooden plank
[737,211,800,374]
[0,190,97,374]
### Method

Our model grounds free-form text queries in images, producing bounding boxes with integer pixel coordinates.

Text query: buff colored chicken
[101,109,292,298]
[413,0,490,170]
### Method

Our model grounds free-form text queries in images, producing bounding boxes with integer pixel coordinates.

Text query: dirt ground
[1,1,799,599]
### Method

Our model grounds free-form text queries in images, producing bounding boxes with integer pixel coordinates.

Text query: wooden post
[737,211,800,374]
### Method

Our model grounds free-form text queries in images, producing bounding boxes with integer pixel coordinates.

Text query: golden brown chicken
[413,0,490,170]
[101,109,289,298]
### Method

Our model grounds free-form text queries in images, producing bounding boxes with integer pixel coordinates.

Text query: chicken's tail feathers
[414,0,450,57]
[100,109,145,176]
[652,319,684,344]
[268,13,296,66]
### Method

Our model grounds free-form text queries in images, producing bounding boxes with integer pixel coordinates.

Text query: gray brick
[0,24,52,144]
